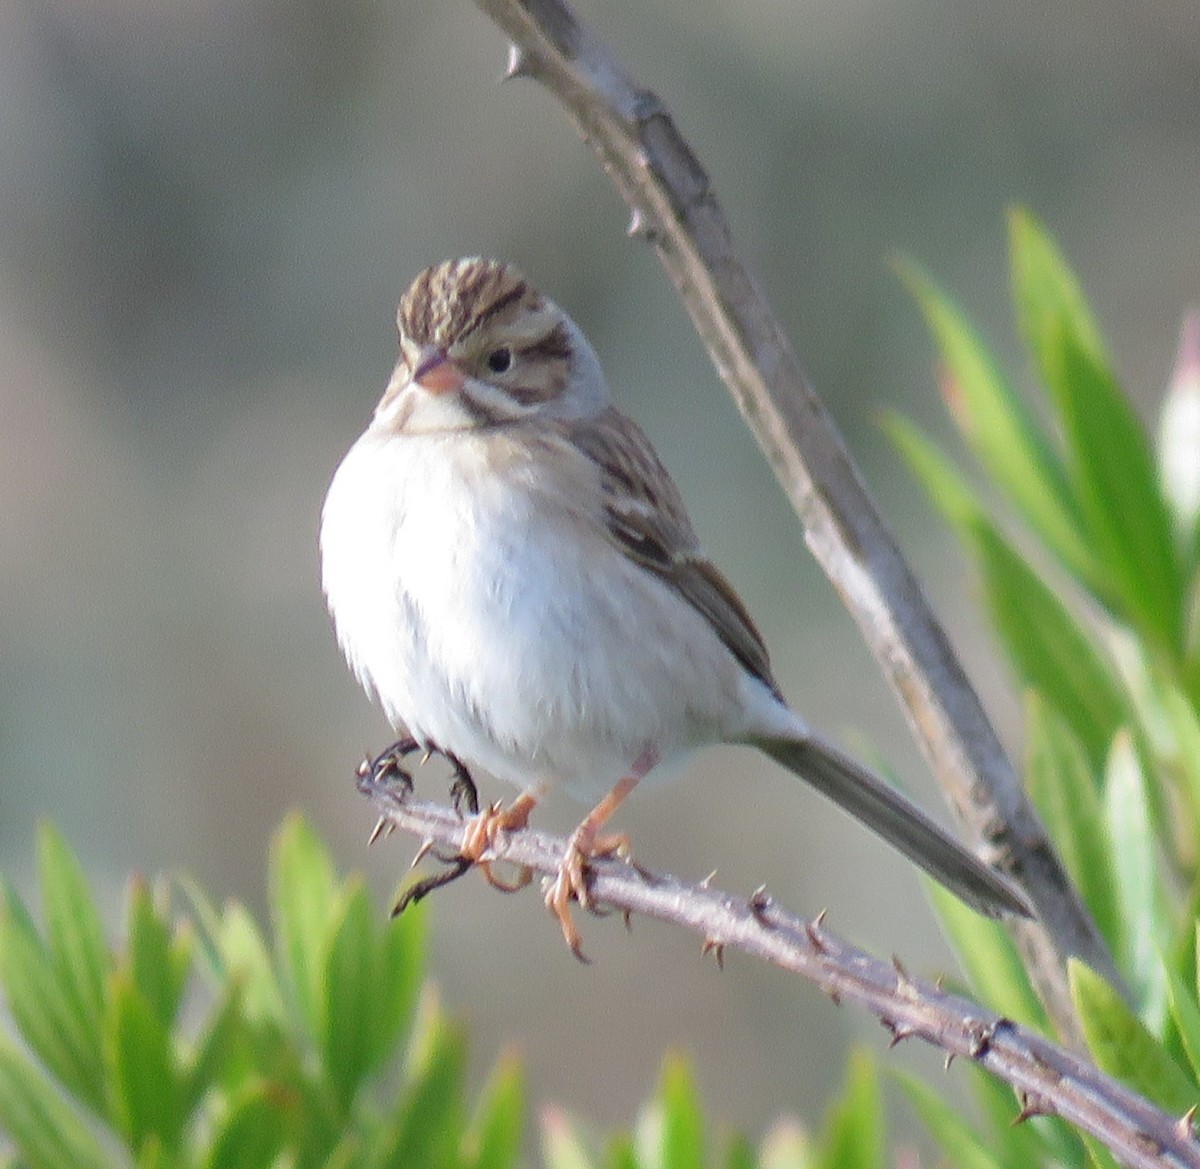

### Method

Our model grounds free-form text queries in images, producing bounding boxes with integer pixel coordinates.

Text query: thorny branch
[471,0,1124,1039]
[359,769,1200,1169]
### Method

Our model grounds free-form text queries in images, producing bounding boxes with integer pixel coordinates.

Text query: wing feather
[563,408,779,694]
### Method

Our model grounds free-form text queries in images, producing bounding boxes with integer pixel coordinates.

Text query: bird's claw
[360,736,421,792]
[358,737,480,815]
[545,827,631,962]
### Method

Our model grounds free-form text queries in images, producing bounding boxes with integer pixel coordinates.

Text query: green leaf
[315,1136,364,1169]
[883,412,981,533]
[1157,682,1200,857]
[105,970,183,1152]
[759,1120,813,1169]
[928,880,1049,1029]
[1057,328,1184,649]
[1081,1134,1124,1169]
[465,1052,525,1169]
[38,825,109,1029]
[1104,733,1171,1027]
[0,1037,117,1169]
[127,878,189,1028]
[1165,962,1200,1082]
[1070,960,1196,1110]
[202,1083,292,1169]
[815,1051,881,1169]
[542,1106,598,1169]
[1009,210,1182,648]
[320,880,375,1112]
[284,1074,342,1167]
[886,416,1126,763]
[722,1132,757,1169]
[605,1134,639,1169]
[216,902,286,1028]
[1105,642,1200,861]
[1025,694,1121,952]
[179,979,246,1116]
[271,814,338,1044]
[897,258,1099,593]
[370,1006,467,1169]
[366,901,425,1074]
[1009,207,1106,380]
[36,826,109,1088]
[134,1138,168,1169]
[657,1056,705,1169]
[0,878,106,1112]
[970,514,1123,767]
[968,1064,1087,1169]
[1157,311,1200,546]
[897,1070,1004,1169]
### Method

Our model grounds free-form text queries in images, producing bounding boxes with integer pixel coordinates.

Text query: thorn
[1177,1105,1197,1141]
[1012,1091,1051,1126]
[626,206,659,243]
[622,908,633,933]
[827,985,841,1007]
[944,1052,955,1070]
[892,954,917,998]
[502,42,531,81]
[748,884,772,922]
[368,816,389,847]
[357,754,373,778]
[935,974,945,991]
[699,869,718,889]
[631,857,656,883]
[410,838,437,869]
[419,749,433,766]
[701,937,725,969]
[881,1018,917,1048]
[805,910,829,953]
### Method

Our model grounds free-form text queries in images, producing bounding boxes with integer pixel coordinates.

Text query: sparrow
[320,257,1032,956]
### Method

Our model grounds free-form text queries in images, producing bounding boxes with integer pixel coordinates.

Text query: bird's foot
[458,796,536,895]
[445,751,480,816]
[545,824,631,962]
[358,737,480,815]
[391,856,473,916]
[360,736,421,790]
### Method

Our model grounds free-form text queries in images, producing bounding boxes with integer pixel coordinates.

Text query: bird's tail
[758,733,1033,919]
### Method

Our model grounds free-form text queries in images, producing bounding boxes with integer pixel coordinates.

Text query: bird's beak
[413,347,465,395]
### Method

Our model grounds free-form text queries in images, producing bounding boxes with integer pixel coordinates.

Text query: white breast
[319,425,754,801]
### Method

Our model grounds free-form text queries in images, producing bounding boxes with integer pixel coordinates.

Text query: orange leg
[459,791,540,894]
[548,747,659,960]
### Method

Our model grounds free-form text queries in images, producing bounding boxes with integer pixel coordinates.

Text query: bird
[320,256,1032,956]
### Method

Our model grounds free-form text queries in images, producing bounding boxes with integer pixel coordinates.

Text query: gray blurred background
[2,0,1197,1146]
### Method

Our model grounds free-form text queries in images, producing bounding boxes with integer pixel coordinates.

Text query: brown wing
[564,407,780,694]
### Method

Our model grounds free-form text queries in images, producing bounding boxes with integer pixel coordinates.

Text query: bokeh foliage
[883,208,1200,1166]
[0,819,882,1169]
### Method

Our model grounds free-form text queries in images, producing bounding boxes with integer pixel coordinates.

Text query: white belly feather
[320,426,752,800]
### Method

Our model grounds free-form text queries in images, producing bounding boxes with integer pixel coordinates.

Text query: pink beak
[413,347,465,395]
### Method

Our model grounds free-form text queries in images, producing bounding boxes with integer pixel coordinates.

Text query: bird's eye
[486,347,513,374]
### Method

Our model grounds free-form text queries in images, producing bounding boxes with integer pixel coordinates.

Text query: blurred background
[2,0,1197,1144]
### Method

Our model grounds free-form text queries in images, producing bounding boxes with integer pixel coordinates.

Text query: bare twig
[472,0,1123,1037]
[359,774,1199,1169]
